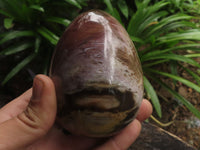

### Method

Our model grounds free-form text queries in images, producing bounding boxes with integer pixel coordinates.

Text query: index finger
[95,119,141,150]
[136,99,152,122]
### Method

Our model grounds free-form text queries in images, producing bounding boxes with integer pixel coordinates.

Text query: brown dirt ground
[148,59,200,149]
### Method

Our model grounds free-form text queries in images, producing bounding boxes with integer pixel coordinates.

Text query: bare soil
[148,60,200,149]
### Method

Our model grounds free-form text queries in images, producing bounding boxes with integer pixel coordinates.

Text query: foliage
[0,0,200,119]
[125,0,200,119]
[0,0,89,84]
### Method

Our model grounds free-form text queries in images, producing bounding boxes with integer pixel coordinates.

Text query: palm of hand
[0,75,152,150]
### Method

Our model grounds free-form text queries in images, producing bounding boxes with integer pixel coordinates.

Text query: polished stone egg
[49,10,143,137]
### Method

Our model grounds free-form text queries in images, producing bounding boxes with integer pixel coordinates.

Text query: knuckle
[16,106,46,134]
[17,107,38,129]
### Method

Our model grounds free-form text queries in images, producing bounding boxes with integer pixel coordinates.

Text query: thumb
[0,75,57,150]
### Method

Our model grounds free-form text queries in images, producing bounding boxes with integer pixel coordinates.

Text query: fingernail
[32,77,43,100]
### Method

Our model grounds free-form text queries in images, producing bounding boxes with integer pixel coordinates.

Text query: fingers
[95,99,152,150]
[29,127,100,150]
[136,99,152,122]
[95,119,141,150]
[0,89,32,123]
[0,75,57,150]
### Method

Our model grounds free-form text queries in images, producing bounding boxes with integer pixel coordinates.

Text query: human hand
[0,75,152,150]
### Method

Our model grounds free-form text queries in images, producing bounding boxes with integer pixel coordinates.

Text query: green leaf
[112,8,122,24]
[184,53,200,58]
[0,30,35,45]
[0,42,33,55]
[0,0,30,22]
[141,54,200,69]
[157,29,200,44]
[46,16,71,27]
[37,27,59,45]
[2,53,36,85]
[180,64,200,86]
[34,37,41,53]
[170,60,178,84]
[136,11,168,37]
[130,36,144,44]
[30,5,44,12]
[143,76,162,117]
[143,60,168,67]
[4,18,13,29]
[0,9,11,17]
[150,76,200,119]
[103,0,122,24]
[144,13,193,38]
[140,43,200,56]
[146,69,200,93]
[127,0,168,36]
[117,0,129,19]
[64,0,82,9]
[104,0,114,13]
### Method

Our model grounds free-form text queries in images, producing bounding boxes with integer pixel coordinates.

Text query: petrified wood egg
[49,10,143,137]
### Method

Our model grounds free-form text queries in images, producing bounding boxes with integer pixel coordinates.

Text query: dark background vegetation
[0,0,200,148]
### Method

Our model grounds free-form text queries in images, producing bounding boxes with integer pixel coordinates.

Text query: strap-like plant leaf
[0,9,11,17]
[184,53,200,58]
[144,13,194,39]
[4,18,13,29]
[140,43,200,57]
[137,11,168,35]
[158,29,200,44]
[37,27,59,45]
[30,5,44,12]
[34,37,41,53]
[170,60,178,84]
[170,60,178,76]
[1,0,31,22]
[146,68,200,93]
[117,0,128,19]
[1,53,36,85]
[104,0,114,13]
[46,16,71,27]
[143,76,162,118]
[0,30,35,45]
[150,75,200,119]
[180,64,200,86]
[130,36,145,44]
[112,8,122,24]
[143,60,168,67]
[0,42,33,55]
[64,0,82,9]
[141,54,200,69]
[103,0,122,23]
[127,0,168,35]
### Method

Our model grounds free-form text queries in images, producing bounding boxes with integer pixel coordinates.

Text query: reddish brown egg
[49,10,143,137]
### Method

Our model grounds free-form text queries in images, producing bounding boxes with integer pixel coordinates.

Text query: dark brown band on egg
[57,88,136,117]
[111,106,139,132]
